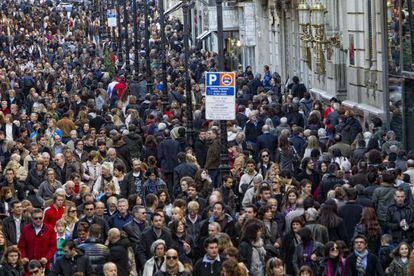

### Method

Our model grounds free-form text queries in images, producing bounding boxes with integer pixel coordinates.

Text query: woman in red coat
[18,208,57,271]
[43,193,65,227]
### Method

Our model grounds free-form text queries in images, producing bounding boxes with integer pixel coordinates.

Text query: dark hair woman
[318,241,346,276]
[143,168,167,197]
[292,227,324,275]
[318,199,348,243]
[239,219,267,276]
[0,245,24,275]
[170,220,194,266]
[258,205,279,247]
[353,207,382,255]
[275,133,295,173]
[281,216,306,276]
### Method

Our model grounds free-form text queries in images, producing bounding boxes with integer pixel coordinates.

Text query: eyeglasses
[32,217,43,220]
[69,210,77,213]
[262,154,269,158]
[330,247,339,251]
[29,269,40,275]
[166,256,178,260]
[85,208,94,211]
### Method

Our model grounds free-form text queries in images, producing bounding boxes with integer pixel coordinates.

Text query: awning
[196,30,212,40]
[164,1,183,16]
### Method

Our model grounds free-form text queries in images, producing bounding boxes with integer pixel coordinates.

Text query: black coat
[122,171,144,199]
[0,263,24,276]
[256,133,278,161]
[123,219,149,267]
[344,252,384,276]
[25,168,45,193]
[317,174,345,203]
[52,250,94,276]
[124,132,143,160]
[244,120,264,143]
[386,203,414,243]
[139,227,173,260]
[173,162,197,192]
[109,237,131,276]
[193,139,207,168]
[2,215,30,245]
[338,202,363,245]
[326,219,348,243]
[157,138,180,173]
[193,257,223,276]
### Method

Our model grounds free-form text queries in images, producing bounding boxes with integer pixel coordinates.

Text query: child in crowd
[379,234,394,270]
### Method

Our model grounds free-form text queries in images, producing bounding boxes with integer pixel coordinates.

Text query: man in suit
[345,234,384,276]
[256,125,277,161]
[3,200,30,245]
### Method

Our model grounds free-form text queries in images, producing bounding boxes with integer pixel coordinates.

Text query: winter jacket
[193,255,223,276]
[173,162,197,191]
[2,215,30,245]
[51,249,93,276]
[139,227,173,260]
[123,171,145,199]
[18,223,57,269]
[244,120,264,143]
[386,203,414,243]
[205,139,221,170]
[44,203,65,227]
[372,183,397,222]
[0,262,24,276]
[386,257,408,276]
[344,252,384,276]
[109,237,132,276]
[124,132,143,160]
[108,213,133,231]
[338,202,363,245]
[338,117,362,145]
[317,174,345,203]
[78,239,110,275]
[157,138,180,173]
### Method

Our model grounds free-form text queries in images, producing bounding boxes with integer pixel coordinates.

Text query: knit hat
[150,239,166,255]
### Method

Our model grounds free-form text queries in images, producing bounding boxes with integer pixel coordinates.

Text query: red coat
[43,203,64,227]
[18,223,57,269]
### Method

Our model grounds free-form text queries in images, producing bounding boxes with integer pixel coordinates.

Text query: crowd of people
[0,0,410,276]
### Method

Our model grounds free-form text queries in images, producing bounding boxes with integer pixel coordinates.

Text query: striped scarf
[355,250,368,276]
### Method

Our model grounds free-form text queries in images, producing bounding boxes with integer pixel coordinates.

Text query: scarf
[166,264,179,276]
[355,250,368,276]
[326,257,345,276]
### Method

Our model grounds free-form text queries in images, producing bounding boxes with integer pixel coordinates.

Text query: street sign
[107,9,117,27]
[205,72,236,120]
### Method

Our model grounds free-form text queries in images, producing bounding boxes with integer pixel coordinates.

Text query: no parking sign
[205,72,236,120]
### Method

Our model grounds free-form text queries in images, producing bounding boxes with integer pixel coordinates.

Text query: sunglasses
[29,270,39,275]
[262,154,269,157]
[166,256,178,260]
[330,247,339,251]
[32,217,43,220]
[69,210,77,213]
[85,208,94,211]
